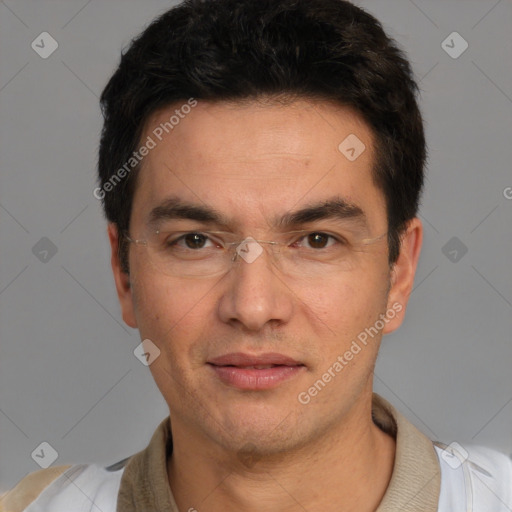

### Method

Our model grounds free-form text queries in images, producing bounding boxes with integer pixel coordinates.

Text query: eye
[169,232,217,250]
[296,232,339,250]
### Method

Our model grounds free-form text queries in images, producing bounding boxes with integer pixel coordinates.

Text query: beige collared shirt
[115,393,441,511]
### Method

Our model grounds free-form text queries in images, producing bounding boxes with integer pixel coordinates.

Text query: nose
[217,240,294,332]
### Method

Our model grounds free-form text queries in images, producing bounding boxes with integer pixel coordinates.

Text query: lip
[208,352,302,367]
[207,352,305,390]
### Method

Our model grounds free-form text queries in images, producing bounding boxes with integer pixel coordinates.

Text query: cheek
[293,267,391,363]
[131,276,215,402]
[131,273,211,350]
[303,267,389,320]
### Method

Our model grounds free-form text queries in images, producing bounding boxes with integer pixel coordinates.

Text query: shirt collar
[116,393,440,512]
[372,394,441,511]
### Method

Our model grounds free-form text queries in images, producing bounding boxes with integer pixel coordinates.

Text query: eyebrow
[148,195,367,230]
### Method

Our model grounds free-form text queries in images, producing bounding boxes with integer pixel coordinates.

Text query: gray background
[1,0,511,491]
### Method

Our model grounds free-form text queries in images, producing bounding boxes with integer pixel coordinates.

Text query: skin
[108,98,422,512]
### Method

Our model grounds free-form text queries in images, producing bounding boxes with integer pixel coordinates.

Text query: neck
[167,393,396,512]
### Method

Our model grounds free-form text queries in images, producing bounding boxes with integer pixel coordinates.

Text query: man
[2,0,511,511]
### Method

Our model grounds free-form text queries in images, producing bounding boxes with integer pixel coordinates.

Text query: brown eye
[182,233,209,249]
[306,233,331,249]
[165,233,212,250]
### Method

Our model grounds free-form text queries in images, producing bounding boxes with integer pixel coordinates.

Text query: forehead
[131,98,386,231]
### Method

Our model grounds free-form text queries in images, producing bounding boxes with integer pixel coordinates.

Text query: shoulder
[0,460,128,512]
[434,442,512,511]
[0,465,71,512]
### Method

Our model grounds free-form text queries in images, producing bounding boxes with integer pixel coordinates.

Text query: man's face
[112,99,414,455]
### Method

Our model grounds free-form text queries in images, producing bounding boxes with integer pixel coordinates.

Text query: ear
[382,217,423,334]
[107,223,138,329]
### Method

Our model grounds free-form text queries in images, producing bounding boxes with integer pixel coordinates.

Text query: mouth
[207,352,306,390]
